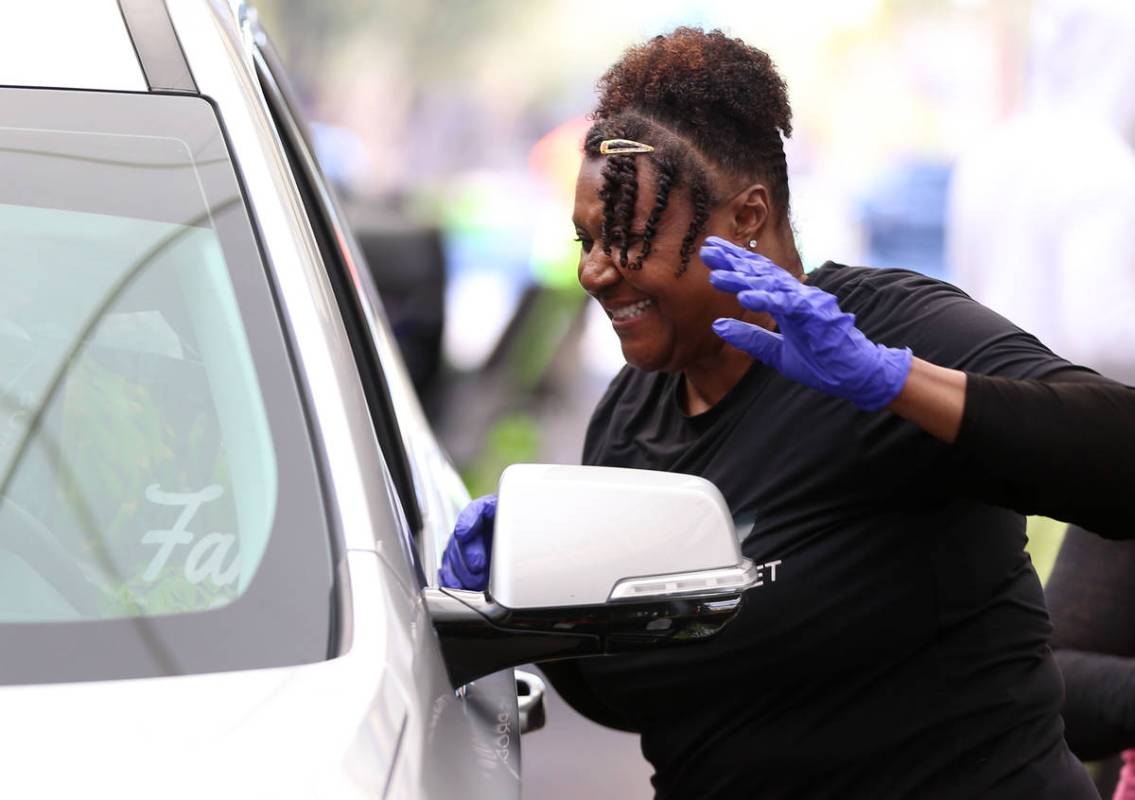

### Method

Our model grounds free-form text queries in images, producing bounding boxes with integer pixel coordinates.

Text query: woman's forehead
[574,156,606,194]
[572,156,666,219]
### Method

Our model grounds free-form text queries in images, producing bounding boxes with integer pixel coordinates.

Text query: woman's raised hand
[703,236,912,412]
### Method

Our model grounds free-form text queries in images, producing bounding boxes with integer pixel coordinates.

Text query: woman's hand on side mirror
[703,236,912,412]
[438,494,497,591]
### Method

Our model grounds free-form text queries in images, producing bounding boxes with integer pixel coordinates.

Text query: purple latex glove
[702,237,912,412]
[439,494,497,591]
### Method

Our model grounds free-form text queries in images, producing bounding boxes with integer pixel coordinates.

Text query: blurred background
[251,0,1134,795]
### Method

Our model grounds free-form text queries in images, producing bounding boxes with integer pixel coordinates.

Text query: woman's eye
[613,231,644,248]
[574,235,593,254]
[612,236,644,259]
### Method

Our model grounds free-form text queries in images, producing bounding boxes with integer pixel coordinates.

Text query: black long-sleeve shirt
[965,377,1135,766]
[956,374,1135,537]
[542,263,1134,799]
[963,375,1135,772]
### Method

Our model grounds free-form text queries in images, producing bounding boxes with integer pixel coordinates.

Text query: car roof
[0,0,209,94]
[0,0,147,91]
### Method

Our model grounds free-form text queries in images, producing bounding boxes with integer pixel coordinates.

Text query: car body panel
[165,0,404,561]
[0,551,518,798]
[0,0,522,797]
[164,1,522,796]
[261,58,472,579]
[0,0,147,91]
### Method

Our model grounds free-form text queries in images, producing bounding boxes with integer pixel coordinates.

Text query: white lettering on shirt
[752,559,784,588]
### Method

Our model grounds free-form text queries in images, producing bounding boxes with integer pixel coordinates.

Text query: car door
[249,31,524,797]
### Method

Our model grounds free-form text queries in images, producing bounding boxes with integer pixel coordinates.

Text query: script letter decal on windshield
[142,484,239,586]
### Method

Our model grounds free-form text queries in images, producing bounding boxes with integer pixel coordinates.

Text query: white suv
[0,1,758,797]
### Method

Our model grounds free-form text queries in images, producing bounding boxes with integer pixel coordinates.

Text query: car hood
[0,656,399,799]
[0,552,424,800]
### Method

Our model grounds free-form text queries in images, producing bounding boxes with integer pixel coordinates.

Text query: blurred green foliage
[1026,516,1067,586]
[461,412,541,498]
[42,353,238,617]
[507,287,586,390]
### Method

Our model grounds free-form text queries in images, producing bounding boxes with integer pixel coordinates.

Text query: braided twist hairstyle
[583,27,793,275]
[584,113,714,276]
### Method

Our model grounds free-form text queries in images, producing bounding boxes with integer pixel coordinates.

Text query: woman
[441,28,1135,798]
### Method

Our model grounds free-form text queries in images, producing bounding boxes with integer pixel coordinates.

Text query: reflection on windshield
[0,89,335,684]
[0,136,275,621]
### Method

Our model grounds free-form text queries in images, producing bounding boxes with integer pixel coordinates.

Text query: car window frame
[251,46,428,586]
[0,86,343,682]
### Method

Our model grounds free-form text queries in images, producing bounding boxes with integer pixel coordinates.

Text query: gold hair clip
[599,138,655,156]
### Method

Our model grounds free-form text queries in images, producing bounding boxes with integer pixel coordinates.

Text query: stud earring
[748,239,758,250]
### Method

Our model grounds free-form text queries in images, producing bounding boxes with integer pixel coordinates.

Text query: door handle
[515,669,547,734]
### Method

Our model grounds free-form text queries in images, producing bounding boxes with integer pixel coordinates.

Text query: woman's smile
[606,297,656,329]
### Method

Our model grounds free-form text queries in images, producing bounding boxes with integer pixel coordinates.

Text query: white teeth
[611,299,653,321]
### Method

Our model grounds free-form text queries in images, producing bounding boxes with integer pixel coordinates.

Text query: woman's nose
[578,249,621,296]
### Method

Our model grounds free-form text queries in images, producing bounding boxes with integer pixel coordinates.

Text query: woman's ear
[729,183,772,245]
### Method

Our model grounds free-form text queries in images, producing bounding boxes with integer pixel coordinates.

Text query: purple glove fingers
[712,318,783,368]
[707,269,755,294]
[453,494,496,542]
[709,271,793,310]
[734,288,788,313]
[438,559,460,588]
[440,535,485,589]
[702,237,913,411]
[701,236,773,270]
[703,244,799,291]
[438,494,497,591]
[712,265,835,324]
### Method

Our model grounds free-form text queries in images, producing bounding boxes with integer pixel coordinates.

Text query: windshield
[0,88,335,683]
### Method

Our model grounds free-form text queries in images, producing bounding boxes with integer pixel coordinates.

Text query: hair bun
[595,27,792,142]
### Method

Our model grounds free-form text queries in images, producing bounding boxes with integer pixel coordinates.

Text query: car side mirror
[426,464,758,687]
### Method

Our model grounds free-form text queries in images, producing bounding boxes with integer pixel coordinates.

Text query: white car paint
[492,464,744,608]
[0,1,522,798]
[0,551,516,798]
[0,0,146,91]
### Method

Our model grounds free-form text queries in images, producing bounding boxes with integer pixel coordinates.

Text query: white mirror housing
[426,464,759,688]
[489,464,755,609]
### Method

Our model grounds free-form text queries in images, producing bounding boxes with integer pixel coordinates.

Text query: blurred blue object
[859,159,953,279]
[310,121,373,196]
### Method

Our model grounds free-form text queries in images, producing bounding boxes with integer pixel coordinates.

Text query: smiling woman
[574,156,716,373]
[444,26,1135,800]
[571,33,803,414]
